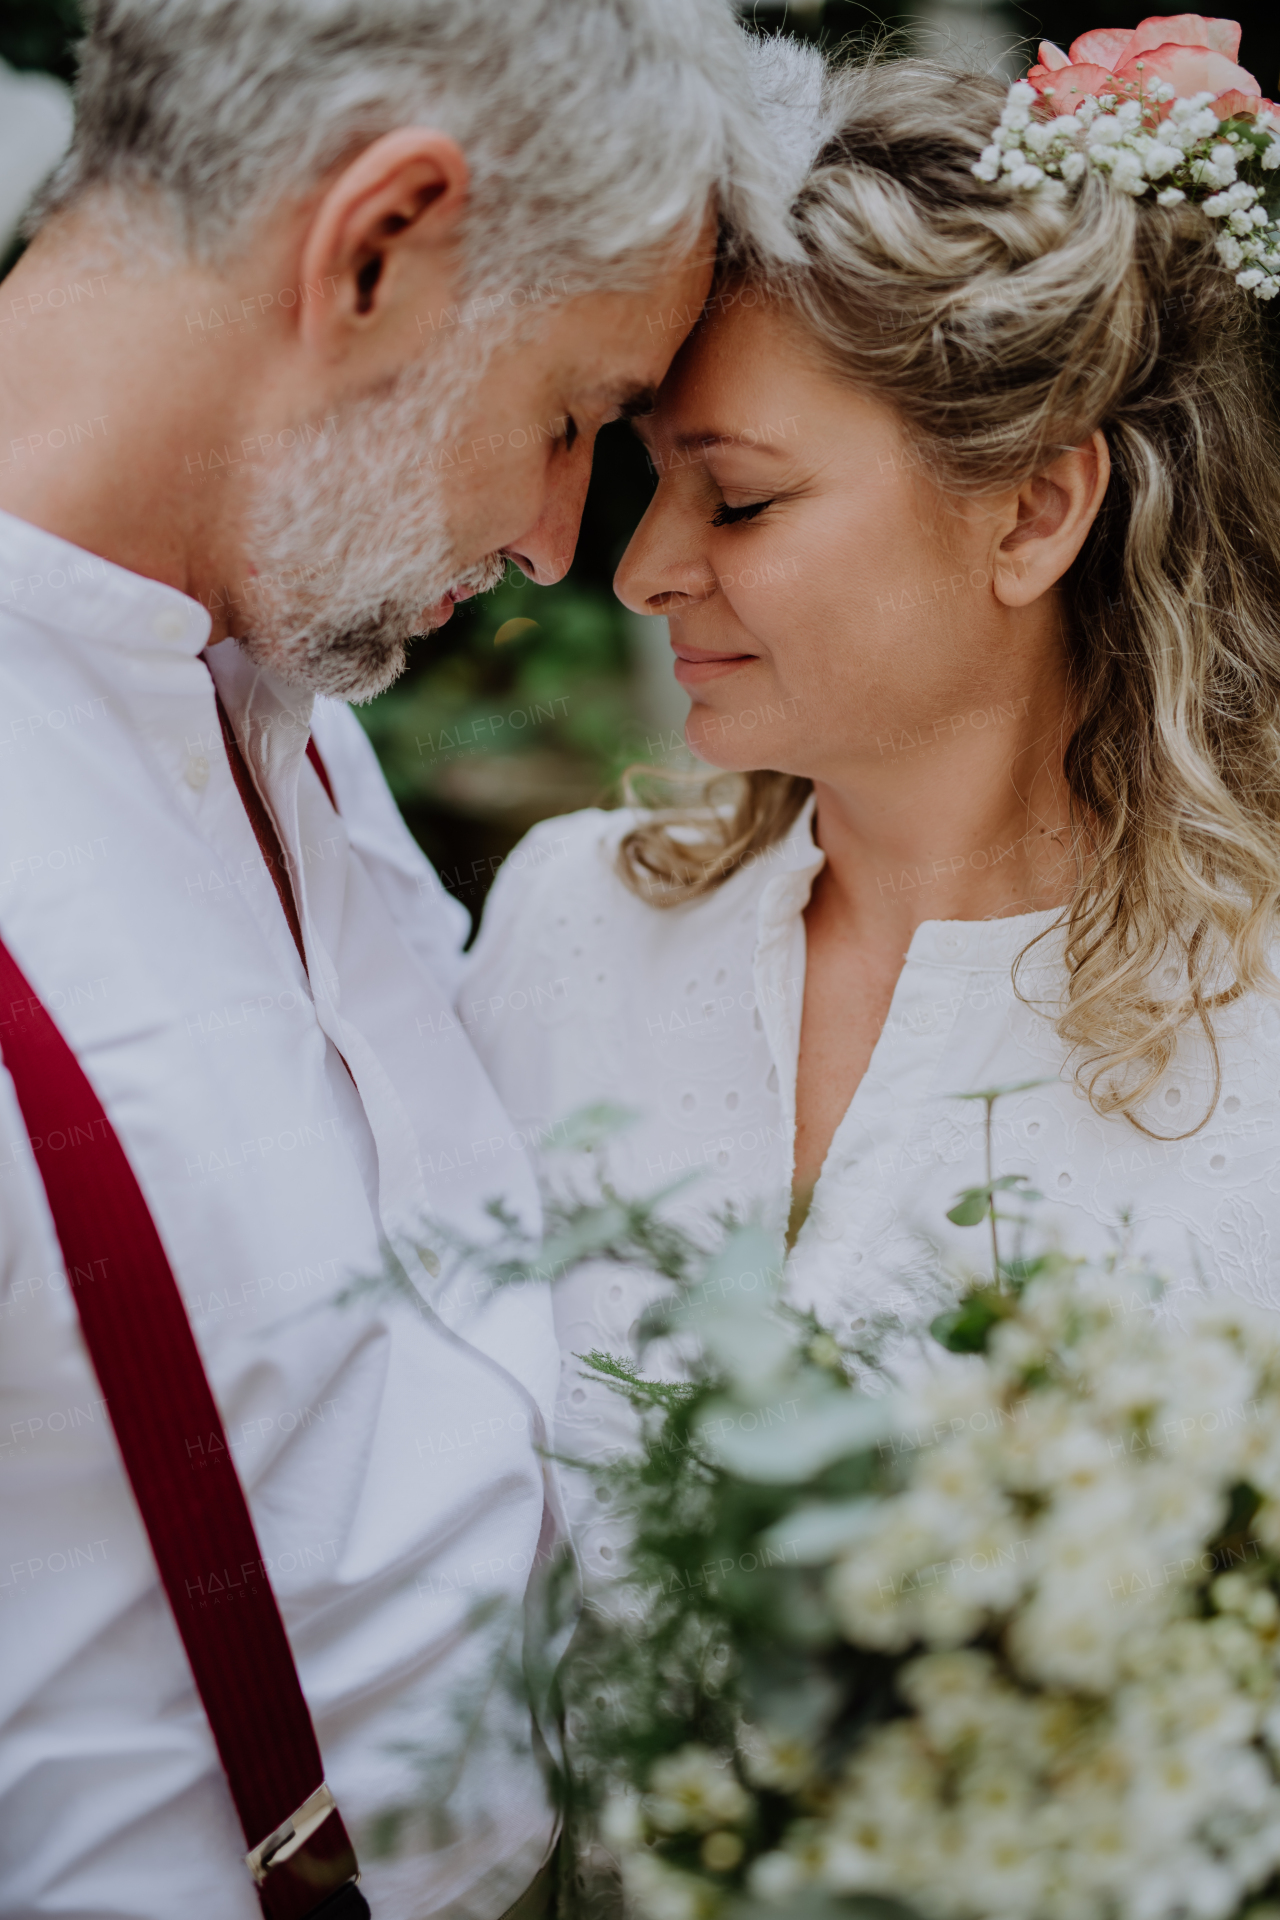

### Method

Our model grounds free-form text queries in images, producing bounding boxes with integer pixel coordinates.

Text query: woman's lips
[671,642,756,686]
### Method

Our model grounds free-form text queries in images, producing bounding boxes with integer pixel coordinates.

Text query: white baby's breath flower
[600,1788,645,1850]
[896,1648,997,1744]
[1009,1585,1131,1693]
[603,1219,1280,1920]
[737,1722,816,1794]
[1142,143,1182,180]
[1114,159,1152,195]
[622,1853,718,1920]
[1087,116,1126,149]
[644,1745,751,1835]
[747,1849,807,1903]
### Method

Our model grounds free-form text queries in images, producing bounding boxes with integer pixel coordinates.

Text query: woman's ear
[991,429,1110,607]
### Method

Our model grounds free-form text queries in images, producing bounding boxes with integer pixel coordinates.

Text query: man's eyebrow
[616,385,657,421]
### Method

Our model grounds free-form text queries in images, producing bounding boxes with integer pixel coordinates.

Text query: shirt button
[153,608,187,642]
[183,753,210,790]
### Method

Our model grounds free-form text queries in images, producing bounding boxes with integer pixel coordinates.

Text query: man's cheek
[443,464,530,573]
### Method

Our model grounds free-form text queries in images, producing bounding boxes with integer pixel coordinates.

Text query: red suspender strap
[0,930,368,1920]
[306,735,337,809]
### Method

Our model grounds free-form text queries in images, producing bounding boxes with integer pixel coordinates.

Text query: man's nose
[501,457,592,586]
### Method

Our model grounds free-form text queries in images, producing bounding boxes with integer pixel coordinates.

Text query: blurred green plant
[356,565,650,835]
[0,0,83,82]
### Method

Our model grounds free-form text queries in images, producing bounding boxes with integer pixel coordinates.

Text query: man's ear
[296,128,469,355]
[991,429,1110,607]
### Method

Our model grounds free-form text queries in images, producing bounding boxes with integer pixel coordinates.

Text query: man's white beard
[236,337,505,703]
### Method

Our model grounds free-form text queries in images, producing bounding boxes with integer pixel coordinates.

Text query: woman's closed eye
[710,498,773,528]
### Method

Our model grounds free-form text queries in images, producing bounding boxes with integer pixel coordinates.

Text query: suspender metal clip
[247,1783,340,1884]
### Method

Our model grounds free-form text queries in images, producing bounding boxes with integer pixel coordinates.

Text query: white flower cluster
[618,1258,1280,1920]
[974,80,1280,298]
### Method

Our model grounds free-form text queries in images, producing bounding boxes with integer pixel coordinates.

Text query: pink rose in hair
[1027,14,1269,119]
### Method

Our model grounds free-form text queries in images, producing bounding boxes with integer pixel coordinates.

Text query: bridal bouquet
[550,1094,1280,1920]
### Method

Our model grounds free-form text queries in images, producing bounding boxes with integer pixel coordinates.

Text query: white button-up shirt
[0,510,560,1920]
[461,801,1280,1578]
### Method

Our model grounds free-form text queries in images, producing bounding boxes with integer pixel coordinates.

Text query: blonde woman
[461,35,1280,1569]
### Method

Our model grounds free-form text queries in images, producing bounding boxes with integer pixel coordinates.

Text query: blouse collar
[757,789,1063,970]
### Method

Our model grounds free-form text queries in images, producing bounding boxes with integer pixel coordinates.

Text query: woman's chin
[683,712,775,771]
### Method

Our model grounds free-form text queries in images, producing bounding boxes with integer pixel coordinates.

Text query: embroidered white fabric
[461,798,1280,1582]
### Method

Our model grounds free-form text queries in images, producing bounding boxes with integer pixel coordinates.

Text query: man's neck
[0,221,301,629]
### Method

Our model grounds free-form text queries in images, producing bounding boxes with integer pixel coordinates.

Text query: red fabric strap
[306,736,337,809]
[0,932,360,1917]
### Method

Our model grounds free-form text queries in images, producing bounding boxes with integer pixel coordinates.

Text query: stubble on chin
[233,334,503,703]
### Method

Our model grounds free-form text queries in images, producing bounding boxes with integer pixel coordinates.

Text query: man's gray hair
[41,0,816,291]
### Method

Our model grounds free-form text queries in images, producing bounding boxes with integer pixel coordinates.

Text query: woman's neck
[807,682,1080,948]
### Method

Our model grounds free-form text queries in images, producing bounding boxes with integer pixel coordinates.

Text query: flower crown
[973,14,1280,297]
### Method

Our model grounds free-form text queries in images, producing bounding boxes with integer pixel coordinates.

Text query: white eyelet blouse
[460,798,1280,1577]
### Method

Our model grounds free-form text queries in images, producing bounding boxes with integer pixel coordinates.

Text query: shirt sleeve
[308,696,472,997]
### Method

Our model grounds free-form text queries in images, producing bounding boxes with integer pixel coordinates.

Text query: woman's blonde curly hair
[618,53,1280,1135]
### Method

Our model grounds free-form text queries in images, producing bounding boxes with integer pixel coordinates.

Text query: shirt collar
[0,507,212,657]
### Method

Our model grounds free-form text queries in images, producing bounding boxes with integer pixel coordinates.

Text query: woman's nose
[614,490,716,615]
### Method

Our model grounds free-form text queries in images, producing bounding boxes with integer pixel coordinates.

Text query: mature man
[0,3,796,1916]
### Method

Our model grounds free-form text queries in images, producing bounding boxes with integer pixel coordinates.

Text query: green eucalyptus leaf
[759,1497,881,1565]
[930,1287,1010,1353]
[550,1102,641,1151]
[696,1386,894,1483]
[947,1189,990,1226]
[947,1077,1053,1103]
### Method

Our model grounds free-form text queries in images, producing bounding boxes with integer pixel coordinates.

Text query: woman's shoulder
[461,802,769,1005]
[461,807,642,994]
[478,806,642,928]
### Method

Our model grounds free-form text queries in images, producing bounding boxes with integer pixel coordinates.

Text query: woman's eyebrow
[633,423,793,455]
[672,431,792,454]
